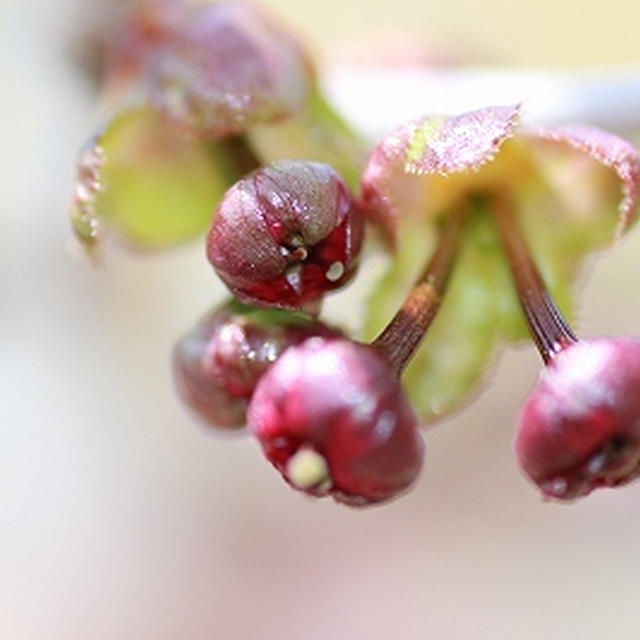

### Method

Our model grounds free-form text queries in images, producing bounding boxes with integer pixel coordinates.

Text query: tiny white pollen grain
[325,261,345,282]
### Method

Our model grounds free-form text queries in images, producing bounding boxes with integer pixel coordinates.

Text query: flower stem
[372,206,463,377]
[491,194,577,364]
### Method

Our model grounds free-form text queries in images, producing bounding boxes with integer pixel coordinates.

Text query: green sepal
[224,299,319,328]
[363,183,623,422]
[74,107,238,251]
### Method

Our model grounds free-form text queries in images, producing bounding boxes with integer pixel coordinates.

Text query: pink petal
[360,105,521,245]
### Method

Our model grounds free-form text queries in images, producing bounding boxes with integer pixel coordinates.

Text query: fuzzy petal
[360,104,521,245]
[511,124,640,345]
[524,123,640,235]
[360,106,640,422]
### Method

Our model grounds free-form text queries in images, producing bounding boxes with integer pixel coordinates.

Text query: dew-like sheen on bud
[207,160,364,310]
[248,337,425,505]
[150,2,312,138]
[172,302,340,429]
[516,338,640,500]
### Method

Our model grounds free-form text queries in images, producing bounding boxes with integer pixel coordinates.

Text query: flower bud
[516,338,640,500]
[150,2,312,138]
[173,302,339,429]
[248,337,424,505]
[207,160,363,310]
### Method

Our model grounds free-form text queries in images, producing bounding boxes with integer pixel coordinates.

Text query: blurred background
[3,0,640,638]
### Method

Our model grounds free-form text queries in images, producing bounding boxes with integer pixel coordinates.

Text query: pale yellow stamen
[286,448,331,490]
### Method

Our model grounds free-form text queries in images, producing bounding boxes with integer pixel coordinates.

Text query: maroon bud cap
[150,2,312,138]
[516,338,640,500]
[173,302,339,430]
[248,337,425,505]
[207,160,364,310]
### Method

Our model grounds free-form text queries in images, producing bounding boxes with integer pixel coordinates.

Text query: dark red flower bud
[516,338,640,500]
[173,302,339,430]
[207,160,363,310]
[150,2,312,138]
[248,337,424,505]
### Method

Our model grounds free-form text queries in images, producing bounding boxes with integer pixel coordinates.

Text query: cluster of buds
[72,1,640,507]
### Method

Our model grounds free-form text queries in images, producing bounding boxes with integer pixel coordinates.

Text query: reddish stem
[491,193,577,364]
[372,206,463,377]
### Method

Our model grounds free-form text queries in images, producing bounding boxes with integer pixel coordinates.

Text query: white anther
[325,261,345,282]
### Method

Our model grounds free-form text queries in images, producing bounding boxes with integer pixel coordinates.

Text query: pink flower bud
[150,2,312,138]
[248,337,424,505]
[516,338,640,500]
[207,160,363,310]
[173,303,339,429]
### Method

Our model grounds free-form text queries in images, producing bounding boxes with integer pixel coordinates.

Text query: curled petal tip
[360,104,521,244]
[403,104,521,176]
[527,123,640,237]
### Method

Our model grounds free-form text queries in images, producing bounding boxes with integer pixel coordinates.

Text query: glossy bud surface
[248,337,424,505]
[173,303,338,429]
[517,338,640,500]
[207,160,363,310]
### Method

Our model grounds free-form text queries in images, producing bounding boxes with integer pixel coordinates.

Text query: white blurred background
[3,1,640,638]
